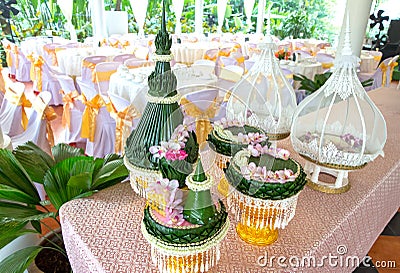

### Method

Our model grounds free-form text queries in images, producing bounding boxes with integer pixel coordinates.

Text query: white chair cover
[94,62,120,96]
[80,81,116,158]
[55,74,86,145]
[11,91,53,155]
[113,54,136,63]
[0,82,29,136]
[14,47,31,82]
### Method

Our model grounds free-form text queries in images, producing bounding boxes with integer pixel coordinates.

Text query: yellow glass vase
[235,199,279,246]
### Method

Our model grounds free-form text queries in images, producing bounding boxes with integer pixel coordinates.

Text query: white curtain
[58,0,77,41]
[217,0,228,33]
[244,0,255,31]
[172,0,184,35]
[89,0,107,46]
[130,0,149,37]
[195,0,204,34]
[256,0,266,34]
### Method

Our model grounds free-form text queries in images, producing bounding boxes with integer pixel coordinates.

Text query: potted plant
[0,142,129,273]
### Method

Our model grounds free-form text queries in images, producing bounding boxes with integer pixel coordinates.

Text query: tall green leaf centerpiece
[124,0,185,197]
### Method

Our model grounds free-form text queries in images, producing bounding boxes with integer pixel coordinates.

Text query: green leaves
[0,149,40,202]
[0,246,43,273]
[0,219,37,249]
[13,142,55,184]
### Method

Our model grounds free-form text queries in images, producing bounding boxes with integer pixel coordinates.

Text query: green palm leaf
[0,202,54,221]
[0,219,37,249]
[51,143,85,164]
[0,149,40,201]
[92,158,128,190]
[0,246,43,273]
[0,184,39,205]
[13,142,55,184]
[44,157,93,210]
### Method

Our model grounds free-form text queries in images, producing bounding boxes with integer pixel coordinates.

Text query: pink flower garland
[149,124,192,161]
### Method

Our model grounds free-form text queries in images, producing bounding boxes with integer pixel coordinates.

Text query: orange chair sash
[43,106,57,147]
[80,94,105,142]
[95,69,117,83]
[179,97,220,144]
[61,90,80,130]
[27,54,45,92]
[5,88,32,130]
[107,102,140,153]
[379,62,388,86]
[5,44,13,68]
[13,46,19,69]
[321,62,334,69]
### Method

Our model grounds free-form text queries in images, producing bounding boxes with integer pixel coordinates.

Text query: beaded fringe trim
[153,53,174,62]
[227,189,299,230]
[146,92,181,104]
[141,220,229,273]
[124,156,162,198]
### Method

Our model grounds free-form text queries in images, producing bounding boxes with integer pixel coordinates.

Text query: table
[280,60,323,89]
[108,66,218,106]
[60,87,400,273]
[56,47,124,77]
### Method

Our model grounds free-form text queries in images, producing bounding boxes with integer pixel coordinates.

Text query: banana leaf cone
[183,159,217,225]
[125,0,184,170]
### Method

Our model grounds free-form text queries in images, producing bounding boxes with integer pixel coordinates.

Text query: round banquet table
[59,87,400,273]
[171,42,219,65]
[359,54,376,73]
[56,47,124,77]
[280,60,323,89]
[108,66,218,105]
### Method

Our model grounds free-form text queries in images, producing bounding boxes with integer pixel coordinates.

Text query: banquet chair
[134,46,150,60]
[316,53,335,73]
[13,45,32,82]
[43,43,62,66]
[113,54,136,63]
[108,93,140,154]
[0,64,7,105]
[246,43,261,58]
[80,80,116,158]
[94,62,120,96]
[124,58,153,69]
[203,49,219,62]
[80,55,107,83]
[216,56,238,77]
[281,67,294,86]
[55,74,85,145]
[26,54,63,105]
[293,50,312,61]
[11,91,54,155]
[217,65,244,91]
[244,60,255,73]
[2,39,16,78]
[370,50,383,69]
[363,56,398,91]
[0,81,31,136]
[192,62,216,76]
[179,88,220,144]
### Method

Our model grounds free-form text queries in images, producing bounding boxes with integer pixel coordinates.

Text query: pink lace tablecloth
[60,87,400,273]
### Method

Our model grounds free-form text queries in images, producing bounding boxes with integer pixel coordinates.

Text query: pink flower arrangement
[214,118,244,128]
[340,133,363,149]
[240,162,297,183]
[146,178,185,226]
[237,132,267,145]
[246,144,290,160]
[149,124,193,161]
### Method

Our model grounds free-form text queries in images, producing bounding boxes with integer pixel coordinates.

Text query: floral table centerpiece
[141,159,229,273]
[224,145,306,246]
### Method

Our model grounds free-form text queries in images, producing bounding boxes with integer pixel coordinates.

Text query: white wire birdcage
[290,16,387,193]
[225,16,297,142]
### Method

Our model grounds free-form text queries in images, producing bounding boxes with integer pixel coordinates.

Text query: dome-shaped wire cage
[290,18,387,193]
[225,34,297,141]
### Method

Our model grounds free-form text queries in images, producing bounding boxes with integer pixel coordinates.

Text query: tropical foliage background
[0,0,396,50]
